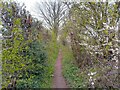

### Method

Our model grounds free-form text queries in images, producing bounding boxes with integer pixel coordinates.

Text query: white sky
[15,0,38,17]
[14,0,56,21]
[14,0,56,18]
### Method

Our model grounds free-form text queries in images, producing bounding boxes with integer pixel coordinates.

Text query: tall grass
[62,45,88,88]
[0,39,2,88]
[41,32,59,88]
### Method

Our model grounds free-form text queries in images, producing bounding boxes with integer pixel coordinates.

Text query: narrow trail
[52,50,68,88]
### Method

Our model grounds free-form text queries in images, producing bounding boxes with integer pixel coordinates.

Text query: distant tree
[35,0,67,37]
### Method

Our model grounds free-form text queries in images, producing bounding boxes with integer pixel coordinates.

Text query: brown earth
[52,50,68,88]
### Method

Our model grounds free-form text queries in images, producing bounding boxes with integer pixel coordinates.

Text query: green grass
[0,40,2,44]
[40,41,59,88]
[62,45,88,88]
[0,53,2,88]
[0,39,2,84]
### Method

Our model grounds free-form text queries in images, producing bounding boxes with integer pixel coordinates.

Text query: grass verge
[41,41,59,88]
[62,45,88,88]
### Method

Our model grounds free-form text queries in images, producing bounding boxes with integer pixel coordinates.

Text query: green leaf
[103,29,108,35]
[14,18,21,25]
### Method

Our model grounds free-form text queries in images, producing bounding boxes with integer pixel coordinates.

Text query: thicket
[1,1,48,88]
[16,41,47,88]
[61,2,119,88]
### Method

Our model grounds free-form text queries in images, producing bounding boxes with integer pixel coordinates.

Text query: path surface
[52,50,68,88]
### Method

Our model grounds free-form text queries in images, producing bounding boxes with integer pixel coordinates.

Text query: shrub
[16,40,47,88]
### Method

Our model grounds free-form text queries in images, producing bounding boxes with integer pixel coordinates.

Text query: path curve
[52,49,68,88]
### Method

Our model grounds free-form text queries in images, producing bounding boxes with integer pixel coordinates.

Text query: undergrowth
[62,45,88,88]
[41,32,59,88]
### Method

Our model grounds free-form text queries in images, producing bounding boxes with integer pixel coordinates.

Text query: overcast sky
[14,0,56,21]
[15,0,38,17]
[14,0,57,17]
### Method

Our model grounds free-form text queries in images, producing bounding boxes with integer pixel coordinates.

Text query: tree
[1,1,47,88]
[35,0,67,37]
[62,1,119,88]
[1,1,28,88]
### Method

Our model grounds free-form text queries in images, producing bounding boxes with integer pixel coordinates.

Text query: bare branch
[34,1,68,36]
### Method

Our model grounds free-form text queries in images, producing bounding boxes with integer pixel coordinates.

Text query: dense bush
[16,40,47,88]
[1,1,48,88]
[62,2,119,88]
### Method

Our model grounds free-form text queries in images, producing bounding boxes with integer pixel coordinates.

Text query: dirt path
[52,50,68,88]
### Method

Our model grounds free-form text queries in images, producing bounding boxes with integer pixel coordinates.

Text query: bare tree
[35,0,67,37]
